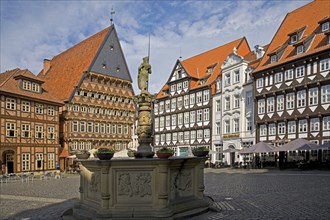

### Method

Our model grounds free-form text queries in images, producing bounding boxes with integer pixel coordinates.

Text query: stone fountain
[66,57,210,219]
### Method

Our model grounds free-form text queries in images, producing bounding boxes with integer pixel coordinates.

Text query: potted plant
[192,147,209,157]
[156,147,174,159]
[95,148,115,160]
[75,150,91,159]
[127,149,136,157]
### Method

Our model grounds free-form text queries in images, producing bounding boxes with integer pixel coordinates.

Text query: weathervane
[110,7,115,24]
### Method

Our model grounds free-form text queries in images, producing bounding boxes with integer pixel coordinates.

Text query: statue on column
[138,56,152,93]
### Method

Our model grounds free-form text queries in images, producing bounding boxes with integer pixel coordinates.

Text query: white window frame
[321,22,329,32]
[35,125,44,139]
[267,97,274,113]
[295,66,305,78]
[278,122,286,135]
[274,72,283,84]
[284,69,293,81]
[47,126,55,139]
[268,123,276,136]
[323,116,330,131]
[288,121,296,134]
[309,88,318,106]
[258,99,265,114]
[22,101,31,112]
[296,45,304,54]
[299,120,308,133]
[22,153,30,171]
[321,85,330,104]
[21,124,31,138]
[260,125,267,136]
[297,90,306,108]
[47,106,55,116]
[6,98,16,110]
[310,118,319,132]
[256,78,264,88]
[277,95,284,111]
[6,122,16,137]
[320,58,330,71]
[286,93,295,110]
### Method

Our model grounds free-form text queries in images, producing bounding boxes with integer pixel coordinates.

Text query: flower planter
[156,152,173,159]
[76,153,90,159]
[192,151,209,157]
[96,153,114,160]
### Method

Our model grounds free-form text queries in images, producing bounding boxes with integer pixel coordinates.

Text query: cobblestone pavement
[1,169,330,220]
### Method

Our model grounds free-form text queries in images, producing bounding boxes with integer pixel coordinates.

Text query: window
[320,58,330,71]
[203,90,210,102]
[171,85,176,92]
[178,113,183,125]
[286,93,295,110]
[225,96,231,111]
[159,102,164,112]
[299,120,307,132]
[117,125,122,134]
[284,69,293,81]
[246,118,252,132]
[22,153,30,171]
[309,88,318,106]
[47,127,55,139]
[100,123,105,133]
[267,97,274,113]
[190,130,196,141]
[166,133,172,143]
[178,132,184,142]
[171,115,177,127]
[204,129,210,138]
[48,153,55,169]
[48,106,55,116]
[154,103,159,114]
[21,124,31,138]
[216,100,221,112]
[297,90,306,108]
[323,116,330,131]
[291,35,297,43]
[22,80,31,90]
[224,120,230,134]
[310,118,319,131]
[233,119,239,133]
[321,22,329,32]
[190,94,195,106]
[183,81,188,89]
[197,110,202,122]
[86,142,92,150]
[288,121,296,134]
[87,122,93,133]
[234,95,240,109]
[172,133,177,142]
[166,116,171,127]
[6,98,16,110]
[171,98,176,110]
[296,45,304,54]
[216,122,221,134]
[225,73,231,86]
[165,100,170,111]
[246,91,252,106]
[197,130,203,139]
[6,122,16,137]
[159,117,164,128]
[71,142,78,150]
[35,153,43,170]
[111,124,116,134]
[22,101,30,112]
[184,131,189,141]
[204,108,209,121]
[35,125,44,138]
[234,70,240,83]
[274,72,283,84]
[177,97,182,108]
[260,125,267,136]
[184,95,189,107]
[321,85,330,104]
[256,78,264,88]
[80,121,86,132]
[278,122,286,134]
[196,92,202,103]
[190,111,195,123]
[277,95,284,111]
[72,121,78,132]
[295,66,305,78]
[258,99,265,114]
[154,135,160,143]
[35,103,43,114]
[183,112,189,124]
[270,55,277,63]
[268,123,276,136]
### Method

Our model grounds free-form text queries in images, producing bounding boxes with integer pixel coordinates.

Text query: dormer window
[321,22,329,32]
[270,55,277,63]
[296,45,304,54]
[291,35,298,44]
[22,80,40,93]
[206,63,217,74]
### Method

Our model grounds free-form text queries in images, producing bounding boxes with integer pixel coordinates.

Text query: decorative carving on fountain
[89,172,100,193]
[117,172,152,198]
[170,169,193,199]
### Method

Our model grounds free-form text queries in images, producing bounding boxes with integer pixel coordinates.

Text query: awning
[273,138,318,152]
[240,142,275,154]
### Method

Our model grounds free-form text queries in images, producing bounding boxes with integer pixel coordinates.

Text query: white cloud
[1,0,311,94]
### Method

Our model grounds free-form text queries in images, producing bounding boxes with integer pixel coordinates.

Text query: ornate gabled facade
[253,0,330,147]
[154,38,250,156]
[0,68,63,174]
[38,25,135,170]
[214,45,267,166]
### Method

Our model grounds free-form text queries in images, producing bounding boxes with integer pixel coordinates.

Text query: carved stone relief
[117,171,152,199]
[170,169,193,200]
[89,172,101,194]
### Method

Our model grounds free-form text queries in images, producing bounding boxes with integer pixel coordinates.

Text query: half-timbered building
[253,0,330,146]
[38,25,135,170]
[154,38,250,156]
[0,68,63,174]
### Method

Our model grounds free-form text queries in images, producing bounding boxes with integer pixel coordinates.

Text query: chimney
[43,59,51,75]
[254,45,265,59]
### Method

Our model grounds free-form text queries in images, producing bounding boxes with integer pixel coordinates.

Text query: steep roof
[156,37,250,99]
[0,68,63,104]
[38,25,132,102]
[254,0,330,73]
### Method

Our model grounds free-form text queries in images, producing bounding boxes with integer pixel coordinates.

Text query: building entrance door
[6,153,14,173]
[230,152,235,167]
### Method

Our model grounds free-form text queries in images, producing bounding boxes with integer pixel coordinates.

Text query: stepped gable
[254,0,330,73]
[0,68,62,104]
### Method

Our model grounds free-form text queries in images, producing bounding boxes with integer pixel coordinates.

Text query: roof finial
[233,47,237,54]
[179,47,182,60]
[110,7,115,25]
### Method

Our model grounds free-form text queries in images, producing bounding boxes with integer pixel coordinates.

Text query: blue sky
[0,0,310,94]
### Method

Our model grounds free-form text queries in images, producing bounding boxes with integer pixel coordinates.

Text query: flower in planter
[95,147,115,160]
[75,150,91,159]
[192,147,209,157]
[127,148,136,157]
[156,147,174,159]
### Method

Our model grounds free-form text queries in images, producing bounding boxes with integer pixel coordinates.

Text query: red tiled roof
[254,0,330,73]
[59,147,69,158]
[38,26,112,101]
[156,37,250,99]
[0,68,63,105]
